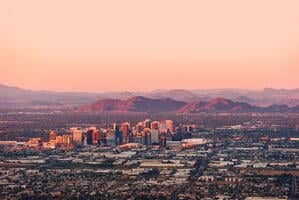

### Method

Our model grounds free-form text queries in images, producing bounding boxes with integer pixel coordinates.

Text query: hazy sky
[1,0,299,92]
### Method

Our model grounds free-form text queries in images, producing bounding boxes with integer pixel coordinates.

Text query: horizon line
[1,83,299,94]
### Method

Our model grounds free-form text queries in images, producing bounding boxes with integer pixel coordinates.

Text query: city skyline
[2,0,299,92]
[1,1,299,199]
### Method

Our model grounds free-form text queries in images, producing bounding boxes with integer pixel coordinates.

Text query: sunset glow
[1,0,299,92]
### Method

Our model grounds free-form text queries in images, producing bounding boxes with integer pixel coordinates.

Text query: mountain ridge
[78,96,187,113]
[1,84,299,108]
[78,96,299,114]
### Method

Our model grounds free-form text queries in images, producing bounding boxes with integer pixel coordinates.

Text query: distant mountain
[0,84,28,96]
[78,96,187,113]
[148,89,199,102]
[179,98,299,114]
[178,98,257,113]
[78,96,299,114]
[105,91,136,100]
[1,83,299,109]
[263,104,291,113]
[191,88,299,106]
[263,88,299,95]
[0,84,100,107]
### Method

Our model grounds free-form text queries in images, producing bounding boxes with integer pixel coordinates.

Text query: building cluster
[113,119,177,147]
[23,119,200,151]
[26,131,73,150]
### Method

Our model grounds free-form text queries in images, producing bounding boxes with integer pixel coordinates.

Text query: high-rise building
[150,129,160,145]
[172,127,183,141]
[142,128,151,145]
[114,124,123,146]
[166,120,175,134]
[159,121,168,134]
[149,121,160,144]
[121,122,131,144]
[112,123,118,131]
[62,134,72,145]
[100,131,107,145]
[143,119,151,129]
[182,125,192,139]
[82,134,87,146]
[49,131,57,141]
[86,130,93,145]
[56,136,63,144]
[70,128,83,145]
[136,122,144,134]
[86,129,100,145]
[94,130,100,144]
[151,121,160,130]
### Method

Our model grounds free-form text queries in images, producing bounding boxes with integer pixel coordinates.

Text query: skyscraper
[49,131,57,141]
[159,121,168,134]
[142,128,151,146]
[150,121,160,130]
[100,131,107,146]
[121,122,131,144]
[55,136,63,144]
[86,128,100,145]
[62,134,72,146]
[136,122,144,134]
[150,121,160,145]
[114,124,123,146]
[166,120,175,134]
[150,129,160,145]
[143,119,151,129]
[70,128,83,145]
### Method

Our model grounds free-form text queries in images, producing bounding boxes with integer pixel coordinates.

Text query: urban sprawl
[0,117,299,199]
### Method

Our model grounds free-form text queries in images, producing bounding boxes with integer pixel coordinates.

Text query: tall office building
[86,128,100,145]
[112,123,118,131]
[121,122,131,144]
[136,122,144,134]
[114,124,123,146]
[150,129,160,145]
[151,121,160,130]
[100,131,107,145]
[142,128,151,145]
[172,127,183,141]
[49,131,57,141]
[86,130,93,145]
[143,119,151,129]
[70,128,83,145]
[62,134,72,145]
[159,121,168,134]
[55,136,63,144]
[166,120,175,134]
[95,130,100,144]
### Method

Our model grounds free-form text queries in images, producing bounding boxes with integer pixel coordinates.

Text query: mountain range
[78,96,299,114]
[1,84,299,111]
[78,96,186,113]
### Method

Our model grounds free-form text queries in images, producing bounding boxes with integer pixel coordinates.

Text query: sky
[1,0,299,92]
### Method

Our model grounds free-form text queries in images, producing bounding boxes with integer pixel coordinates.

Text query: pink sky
[1,0,299,92]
